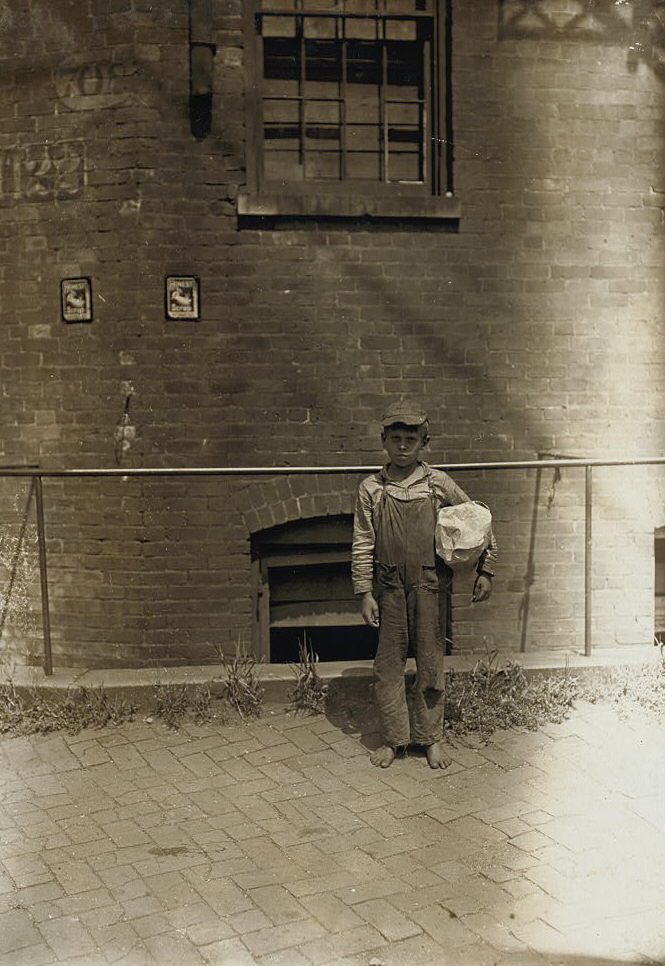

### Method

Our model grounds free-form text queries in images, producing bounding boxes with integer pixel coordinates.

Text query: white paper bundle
[435,501,492,567]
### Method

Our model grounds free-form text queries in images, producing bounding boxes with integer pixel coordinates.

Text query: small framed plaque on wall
[165,276,200,321]
[61,277,93,323]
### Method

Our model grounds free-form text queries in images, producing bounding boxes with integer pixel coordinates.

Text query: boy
[352,401,496,768]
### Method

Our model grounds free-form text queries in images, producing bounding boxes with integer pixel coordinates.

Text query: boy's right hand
[361,592,380,628]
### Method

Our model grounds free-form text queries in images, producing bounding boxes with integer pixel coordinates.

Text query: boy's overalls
[373,471,449,748]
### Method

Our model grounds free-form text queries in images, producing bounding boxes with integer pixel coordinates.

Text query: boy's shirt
[351,460,497,595]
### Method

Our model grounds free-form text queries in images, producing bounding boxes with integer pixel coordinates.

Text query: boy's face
[382,423,427,468]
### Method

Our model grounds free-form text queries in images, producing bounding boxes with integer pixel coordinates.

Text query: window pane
[345,90,380,123]
[387,41,423,88]
[388,100,420,126]
[347,123,380,153]
[305,40,341,82]
[385,19,416,41]
[346,40,381,85]
[264,79,300,99]
[303,16,336,38]
[346,152,381,180]
[305,125,340,147]
[387,152,422,182]
[264,152,304,181]
[264,37,299,80]
[388,126,421,146]
[345,18,378,40]
[264,127,300,146]
[305,151,342,180]
[262,15,295,37]
[304,99,342,125]
[264,99,300,125]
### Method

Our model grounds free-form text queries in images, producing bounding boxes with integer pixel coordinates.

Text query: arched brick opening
[240,474,358,537]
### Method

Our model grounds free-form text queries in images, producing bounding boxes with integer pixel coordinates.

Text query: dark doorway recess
[270,625,377,664]
[251,514,378,663]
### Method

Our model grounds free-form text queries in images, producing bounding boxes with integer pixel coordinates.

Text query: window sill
[237,192,461,222]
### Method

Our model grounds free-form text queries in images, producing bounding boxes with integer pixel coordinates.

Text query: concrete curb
[1,645,660,708]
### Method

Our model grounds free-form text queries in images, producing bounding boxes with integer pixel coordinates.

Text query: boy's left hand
[472,574,492,603]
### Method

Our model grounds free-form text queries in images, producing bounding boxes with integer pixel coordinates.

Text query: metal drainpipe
[189,0,216,139]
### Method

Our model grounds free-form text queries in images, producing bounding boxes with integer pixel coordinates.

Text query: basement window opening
[252,514,378,663]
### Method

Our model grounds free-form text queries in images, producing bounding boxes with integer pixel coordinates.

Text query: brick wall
[1,0,664,667]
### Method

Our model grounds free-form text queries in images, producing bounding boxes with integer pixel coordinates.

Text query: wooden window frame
[239,0,460,221]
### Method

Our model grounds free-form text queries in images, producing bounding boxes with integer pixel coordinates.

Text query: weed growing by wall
[288,635,328,715]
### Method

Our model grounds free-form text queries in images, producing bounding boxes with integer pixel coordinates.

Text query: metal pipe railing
[584,466,593,658]
[33,476,53,676]
[1,455,665,477]
[3,456,663,674]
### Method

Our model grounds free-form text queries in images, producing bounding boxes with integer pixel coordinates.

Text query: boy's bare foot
[370,745,396,768]
[425,741,450,770]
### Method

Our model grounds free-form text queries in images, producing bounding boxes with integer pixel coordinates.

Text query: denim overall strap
[423,466,440,513]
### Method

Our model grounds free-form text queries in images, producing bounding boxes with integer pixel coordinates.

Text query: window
[251,515,378,662]
[240,0,459,219]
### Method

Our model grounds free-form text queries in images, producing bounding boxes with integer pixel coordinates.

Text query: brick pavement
[1,699,665,966]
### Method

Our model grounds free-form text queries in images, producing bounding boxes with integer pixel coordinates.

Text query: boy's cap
[381,400,428,428]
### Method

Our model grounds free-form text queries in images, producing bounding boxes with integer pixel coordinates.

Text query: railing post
[585,464,593,657]
[34,475,53,676]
